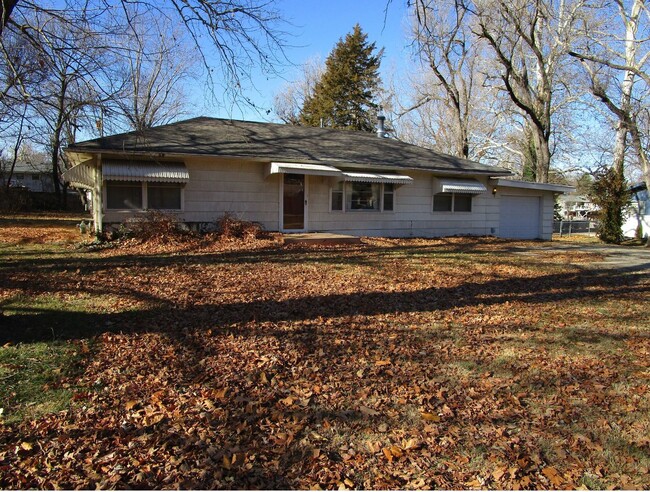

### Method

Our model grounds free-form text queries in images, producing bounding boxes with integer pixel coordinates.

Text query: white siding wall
[100,156,557,240]
[308,171,499,238]
[183,157,279,229]
[103,157,281,230]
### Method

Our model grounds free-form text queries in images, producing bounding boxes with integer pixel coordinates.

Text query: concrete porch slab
[282,232,362,246]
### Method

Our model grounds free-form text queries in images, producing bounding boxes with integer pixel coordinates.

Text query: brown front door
[283,173,305,230]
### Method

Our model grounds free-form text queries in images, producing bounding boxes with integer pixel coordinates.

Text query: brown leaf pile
[1,228,649,489]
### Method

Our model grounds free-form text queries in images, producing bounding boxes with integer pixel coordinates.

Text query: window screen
[106,181,142,209]
[148,183,182,210]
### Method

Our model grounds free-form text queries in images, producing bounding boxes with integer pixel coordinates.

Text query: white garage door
[499,195,541,239]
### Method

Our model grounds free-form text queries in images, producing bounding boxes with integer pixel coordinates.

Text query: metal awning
[103,160,189,182]
[267,162,343,177]
[439,178,487,194]
[341,172,413,185]
[63,163,95,189]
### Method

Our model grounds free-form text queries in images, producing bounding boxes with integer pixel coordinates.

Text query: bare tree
[570,0,650,209]
[112,12,195,132]
[465,0,586,183]
[1,1,288,107]
[407,0,478,159]
[13,9,114,203]
[273,56,324,125]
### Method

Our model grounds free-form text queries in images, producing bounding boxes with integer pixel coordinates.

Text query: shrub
[589,166,629,244]
[120,210,192,243]
[215,213,266,240]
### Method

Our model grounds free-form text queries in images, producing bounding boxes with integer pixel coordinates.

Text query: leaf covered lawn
[0,224,649,489]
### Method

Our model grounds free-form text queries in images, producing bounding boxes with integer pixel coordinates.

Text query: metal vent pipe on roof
[376,114,386,138]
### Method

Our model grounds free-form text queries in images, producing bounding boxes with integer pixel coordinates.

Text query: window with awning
[102,161,187,211]
[431,178,486,213]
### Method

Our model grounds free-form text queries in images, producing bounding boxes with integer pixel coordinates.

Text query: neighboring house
[63,117,572,240]
[557,193,598,221]
[623,182,650,239]
[1,158,55,193]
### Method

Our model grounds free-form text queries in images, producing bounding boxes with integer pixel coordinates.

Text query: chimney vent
[376,114,386,138]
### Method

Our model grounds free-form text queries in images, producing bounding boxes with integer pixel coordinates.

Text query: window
[433,193,453,212]
[433,193,473,212]
[348,182,380,210]
[331,181,344,211]
[148,183,182,210]
[107,181,143,209]
[331,182,395,212]
[383,184,394,211]
[106,181,183,210]
[454,194,472,212]
[32,174,40,181]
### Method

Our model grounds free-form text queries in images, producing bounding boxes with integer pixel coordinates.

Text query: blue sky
[198,0,413,122]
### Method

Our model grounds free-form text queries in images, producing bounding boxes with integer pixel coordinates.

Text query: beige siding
[103,156,281,230]
[183,157,279,228]
[100,156,557,240]
[308,172,500,238]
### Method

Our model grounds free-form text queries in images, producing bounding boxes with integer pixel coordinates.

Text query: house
[1,156,55,193]
[623,182,650,239]
[63,117,572,239]
[557,193,598,221]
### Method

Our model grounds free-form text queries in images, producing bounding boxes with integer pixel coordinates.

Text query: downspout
[93,154,103,238]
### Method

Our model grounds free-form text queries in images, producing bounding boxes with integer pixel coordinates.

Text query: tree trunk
[532,125,551,183]
[51,140,62,207]
[0,0,19,34]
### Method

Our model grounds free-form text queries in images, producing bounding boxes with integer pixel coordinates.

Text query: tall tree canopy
[0,0,287,205]
[300,24,382,132]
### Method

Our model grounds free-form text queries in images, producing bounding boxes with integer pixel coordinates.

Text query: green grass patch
[0,340,86,424]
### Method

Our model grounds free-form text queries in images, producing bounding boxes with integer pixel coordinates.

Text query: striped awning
[439,178,487,194]
[63,163,94,188]
[341,172,413,185]
[103,160,189,182]
[267,162,343,177]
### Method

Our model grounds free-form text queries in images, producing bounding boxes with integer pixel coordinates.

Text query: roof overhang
[103,160,189,183]
[340,172,414,185]
[495,178,574,194]
[266,162,343,177]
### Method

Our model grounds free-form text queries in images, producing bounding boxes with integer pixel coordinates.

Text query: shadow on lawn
[0,236,565,273]
[2,244,649,488]
[1,258,647,345]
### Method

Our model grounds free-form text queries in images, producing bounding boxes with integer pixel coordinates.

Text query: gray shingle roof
[67,117,511,176]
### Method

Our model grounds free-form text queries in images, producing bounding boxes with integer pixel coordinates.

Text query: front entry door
[283,173,305,230]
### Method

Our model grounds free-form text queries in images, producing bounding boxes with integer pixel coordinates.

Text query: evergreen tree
[590,166,629,244]
[300,24,382,132]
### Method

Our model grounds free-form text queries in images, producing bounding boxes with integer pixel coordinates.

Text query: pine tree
[300,24,382,132]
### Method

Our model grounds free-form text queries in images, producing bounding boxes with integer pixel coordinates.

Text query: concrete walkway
[533,242,650,272]
[282,233,362,246]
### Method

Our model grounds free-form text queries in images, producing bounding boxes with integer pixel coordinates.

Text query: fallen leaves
[1,231,649,489]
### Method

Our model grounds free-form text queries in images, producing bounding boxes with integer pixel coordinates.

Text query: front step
[282,233,362,246]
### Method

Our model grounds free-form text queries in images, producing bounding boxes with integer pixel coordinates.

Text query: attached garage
[495,179,574,241]
[499,195,541,239]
